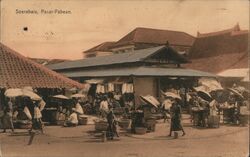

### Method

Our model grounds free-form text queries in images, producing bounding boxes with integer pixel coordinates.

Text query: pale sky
[0,0,249,59]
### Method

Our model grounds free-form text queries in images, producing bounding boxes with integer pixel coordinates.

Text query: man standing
[2,99,14,133]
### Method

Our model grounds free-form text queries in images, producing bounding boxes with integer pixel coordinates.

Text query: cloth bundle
[122,83,134,94]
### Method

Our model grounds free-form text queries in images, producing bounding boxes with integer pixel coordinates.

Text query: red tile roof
[84,42,115,53]
[0,43,84,89]
[111,27,195,48]
[185,52,248,74]
[189,24,248,59]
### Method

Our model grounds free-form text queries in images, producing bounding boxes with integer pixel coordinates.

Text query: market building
[185,24,249,88]
[83,27,195,58]
[48,45,216,105]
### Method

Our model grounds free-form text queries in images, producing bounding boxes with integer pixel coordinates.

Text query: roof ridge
[134,27,194,36]
[197,24,242,38]
[136,27,195,38]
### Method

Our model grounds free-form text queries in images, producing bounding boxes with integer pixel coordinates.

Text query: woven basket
[95,121,108,131]
[79,117,88,125]
[56,120,65,126]
[118,119,131,129]
[19,123,32,129]
[135,127,147,135]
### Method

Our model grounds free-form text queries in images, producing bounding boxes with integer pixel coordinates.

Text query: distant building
[29,58,69,66]
[82,27,195,58]
[83,42,115,58]
[185,24,249,87]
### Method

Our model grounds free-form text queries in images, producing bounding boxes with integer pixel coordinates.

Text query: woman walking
[168,98,185,137]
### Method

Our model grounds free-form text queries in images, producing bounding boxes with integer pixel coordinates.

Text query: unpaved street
[0,119,248,157]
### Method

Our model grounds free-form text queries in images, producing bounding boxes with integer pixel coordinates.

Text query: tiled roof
[111,27,195,48]
[0,43,84,89]
[84,42,115,53]
[60,66,216,78]
[185,52,248,74]
[189,24,248,59]
[48,46,189,71]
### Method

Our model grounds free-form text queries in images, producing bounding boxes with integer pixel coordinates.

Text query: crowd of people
[0,82,249,141]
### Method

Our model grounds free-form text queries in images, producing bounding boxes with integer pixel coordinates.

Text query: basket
[145,119,156,132]
[239,115,249,126]
[118,119,131,129]
[56,120,65,126]
[135,127,147,135]
[19,123,32,129]
[207,115,220,128]
[95,121,108,131]
[79,117,88,125]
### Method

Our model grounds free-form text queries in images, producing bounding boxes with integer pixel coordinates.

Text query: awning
[63,66,216,78]
[218,68,249,82]
[84,79,104,84]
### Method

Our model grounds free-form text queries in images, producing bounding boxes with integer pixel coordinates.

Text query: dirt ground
[0,117,249,157]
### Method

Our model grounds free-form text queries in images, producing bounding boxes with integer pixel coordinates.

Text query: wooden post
[28,131,36,145]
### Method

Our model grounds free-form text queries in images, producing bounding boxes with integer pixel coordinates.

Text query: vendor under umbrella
[64,108,78,127]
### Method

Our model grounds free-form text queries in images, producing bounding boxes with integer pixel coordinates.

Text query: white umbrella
[71,93,85,98]
[22,89,41,101]
[140,95,160,108]
[161,91,181,100]
[22,86,34,92]
[227,88,244,99]
[4,88,23,97]
[53,95,69,100]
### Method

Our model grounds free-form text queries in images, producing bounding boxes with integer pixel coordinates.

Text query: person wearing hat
[64,108,78,127]
[168,98,185,137]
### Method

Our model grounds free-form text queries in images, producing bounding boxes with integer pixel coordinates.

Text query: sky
[0,0,249,59]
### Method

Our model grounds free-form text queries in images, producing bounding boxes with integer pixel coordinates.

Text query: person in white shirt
[64,109,78,127]
[99,97,109,118]
[209,99,218,116]
[30,101,44,134]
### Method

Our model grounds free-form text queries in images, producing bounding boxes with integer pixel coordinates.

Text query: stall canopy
[0,43,84,89]
[61,66,217,78]
[218,68,249,82]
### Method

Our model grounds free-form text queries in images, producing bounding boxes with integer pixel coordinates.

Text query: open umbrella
[197,90,213,102]
[5,88,41,101]
[22,89,41,101]
[4,88,23,97]
[227,88,244,100]
[53,95,69,100]
[161,91,181,100]
[140,95,160,108]
[71,93,85,98]
[210,89,230,103]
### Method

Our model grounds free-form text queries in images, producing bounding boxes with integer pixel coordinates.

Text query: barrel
[207,115,220,128]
